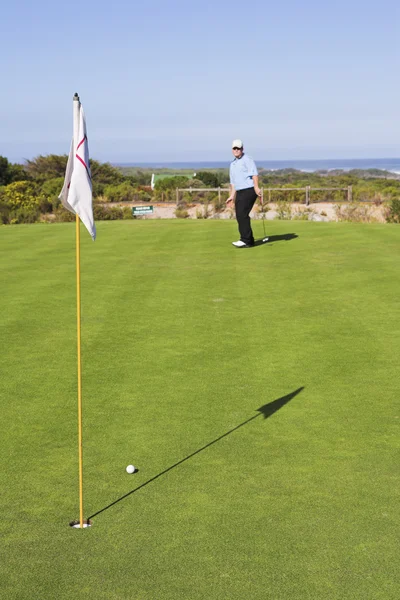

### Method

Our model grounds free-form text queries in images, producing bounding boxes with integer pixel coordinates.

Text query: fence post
[348,186,352,202]
[268,188,271,204]
[218,187,221,205]
[176,188,179,204]
[305,186,310,206]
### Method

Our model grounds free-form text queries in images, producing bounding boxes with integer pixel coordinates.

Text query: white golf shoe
[232,240,248,248]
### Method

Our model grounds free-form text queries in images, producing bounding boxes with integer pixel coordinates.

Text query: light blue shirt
[229,154,258,191]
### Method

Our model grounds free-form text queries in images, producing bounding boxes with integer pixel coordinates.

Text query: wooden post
[268,189,271,204]
[176,188,179,204]
[305,186,310,206]
[218,187,221,205]
[348,186,352,202]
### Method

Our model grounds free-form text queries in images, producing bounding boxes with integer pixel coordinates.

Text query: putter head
[263,237,269,243]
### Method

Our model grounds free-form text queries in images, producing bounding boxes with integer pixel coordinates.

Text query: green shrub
[0,201,10,224]
[292,208,317,221]
[196,206,209,219]
[9,206,40,224]
[104,182,137,203]
[39,177,65,198]
[108,207,125,220]
[155,176,189,191]
[275,201,293,220]
[93,204,111,220]
[137,189,153,202]
[54,206,76,222]
[2,181,39,210]
[122,207,134,220]
[91,204,126,220]
[212,194,226,213]
[175,207,189,218]
[334,204,377,223]
[385,199,400,223]
[196,171,219,187]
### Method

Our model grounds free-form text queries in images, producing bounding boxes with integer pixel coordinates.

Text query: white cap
[232,139,243,148]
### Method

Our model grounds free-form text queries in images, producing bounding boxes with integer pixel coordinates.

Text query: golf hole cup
[69,519,92,528]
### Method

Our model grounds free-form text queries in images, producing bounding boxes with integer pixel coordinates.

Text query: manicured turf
[1,220,399,599]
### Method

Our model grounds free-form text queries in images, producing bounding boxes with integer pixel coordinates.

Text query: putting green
[1,220,399,599]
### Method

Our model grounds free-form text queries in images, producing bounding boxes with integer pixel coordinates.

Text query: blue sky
[1,0,399,163]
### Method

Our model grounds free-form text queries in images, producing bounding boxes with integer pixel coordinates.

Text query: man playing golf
[226,139,265,247]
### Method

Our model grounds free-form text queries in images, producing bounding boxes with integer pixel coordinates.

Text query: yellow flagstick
[76,213,84,528]
[73,94,85,529]
[61,93,94,529]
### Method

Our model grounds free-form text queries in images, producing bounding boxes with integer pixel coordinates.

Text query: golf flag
[59,102,96,240]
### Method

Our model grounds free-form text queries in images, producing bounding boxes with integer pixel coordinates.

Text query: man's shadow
[254,233,298,247]
[88,387,304,520]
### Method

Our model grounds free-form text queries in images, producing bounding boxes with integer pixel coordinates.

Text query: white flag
[59,104,96,240]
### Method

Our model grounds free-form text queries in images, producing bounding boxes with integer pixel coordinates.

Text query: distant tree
[154,176,189,191]
[8,163,27,182]
[386,199,400,223]
[24,155,125,187]
[103,182,137,202]
[0,156,26,185]
[89,160,124,186]
[123,171,151,186]
[196,171,219,187]
[24,155,68,179]
[39,177,65,198]
[0,156,11,185]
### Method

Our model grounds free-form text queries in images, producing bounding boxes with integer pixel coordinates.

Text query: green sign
[132,205,154,215]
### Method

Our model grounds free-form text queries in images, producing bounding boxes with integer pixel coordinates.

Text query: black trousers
[235,187,257,245]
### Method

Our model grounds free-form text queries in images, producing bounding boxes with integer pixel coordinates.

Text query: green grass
[1,220,399,599]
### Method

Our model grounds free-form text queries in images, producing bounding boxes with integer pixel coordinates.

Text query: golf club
[260,192,269,243]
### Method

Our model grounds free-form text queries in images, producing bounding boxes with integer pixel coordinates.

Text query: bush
[385,199,400,223]
[275,201,293,220]
[334,204,377,223]
[108,206,125,220]
[24,155,68,180]
[54,206,76,222]
[89,160,125,186]
[39,177,65,198]
[2,181,39,210]
[185,178,206,189]
[155,176,189,191]
[122,207,133,220]
[196,206,210,219]
[196,171,219,187]
[292,208,317,221]
[0,156,27,185]
[0,200,10,224]
[212,194,226,213]
[103,182,137,203]
[175,207,189,218]
[9,206,40,224]
[93,204,118,220]
[137,189,153,202]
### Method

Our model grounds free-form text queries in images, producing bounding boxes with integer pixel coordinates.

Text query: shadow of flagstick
[88,387,304,520]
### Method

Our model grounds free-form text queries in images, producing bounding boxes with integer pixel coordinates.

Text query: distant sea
[117,158,400,174]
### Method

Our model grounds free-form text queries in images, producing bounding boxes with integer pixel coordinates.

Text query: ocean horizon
[116,157,400,174]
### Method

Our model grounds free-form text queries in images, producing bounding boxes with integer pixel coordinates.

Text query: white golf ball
[126,465,136,474]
